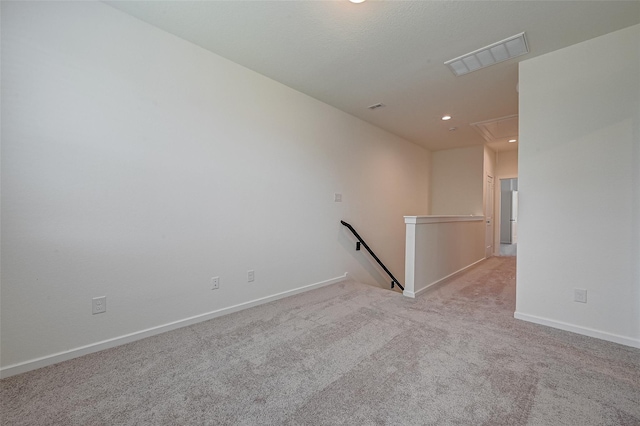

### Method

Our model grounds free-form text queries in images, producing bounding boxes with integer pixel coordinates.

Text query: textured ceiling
[105,0,640,152]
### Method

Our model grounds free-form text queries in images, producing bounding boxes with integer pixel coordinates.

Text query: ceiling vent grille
[367,103,385,110]
[445,32,529,77]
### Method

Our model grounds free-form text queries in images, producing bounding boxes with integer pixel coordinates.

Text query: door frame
[495,174,518,256]
[485,174,495,258]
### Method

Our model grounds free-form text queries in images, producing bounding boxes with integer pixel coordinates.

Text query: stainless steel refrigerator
[500,190,518,244]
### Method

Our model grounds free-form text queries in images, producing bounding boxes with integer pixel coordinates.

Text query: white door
[485,175,494,257]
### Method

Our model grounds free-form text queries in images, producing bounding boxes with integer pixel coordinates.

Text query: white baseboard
[514,311,640,349]
[402,290,416,298]
[0,273,349,379]
[408,257,486,298]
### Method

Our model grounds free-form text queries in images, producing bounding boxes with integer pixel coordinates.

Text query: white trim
[0,273,349,379]
[404,215,484,224]
[514,311,640,349]
[410,257,486,297]
[402,290,416,298]
[403,222,417,296]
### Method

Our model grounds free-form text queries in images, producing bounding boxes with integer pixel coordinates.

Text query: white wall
[0,1,431,372]
[516,24,640,347]
[430,146,484,215]
[496,150,518,177]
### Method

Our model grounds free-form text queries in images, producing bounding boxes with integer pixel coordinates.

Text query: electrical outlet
[248,270,255,282]
[211,276,220,290]
[574,289,587,303]
[92,296,106,315]
[334,193,342,202]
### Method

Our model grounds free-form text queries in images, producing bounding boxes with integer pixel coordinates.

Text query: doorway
[499,178,518,256]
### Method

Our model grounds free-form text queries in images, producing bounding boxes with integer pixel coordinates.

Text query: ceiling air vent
[445,32,529,77]
[367,103,385,110]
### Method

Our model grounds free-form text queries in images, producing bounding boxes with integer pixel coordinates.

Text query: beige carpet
[2,257,639,425]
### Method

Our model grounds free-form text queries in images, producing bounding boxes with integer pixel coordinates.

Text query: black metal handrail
[340,220,404,291]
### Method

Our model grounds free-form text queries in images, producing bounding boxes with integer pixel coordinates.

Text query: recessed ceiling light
[442,115,452,121]
[349,0,366,3]
[449,127,457,131]
[509,139,517,143]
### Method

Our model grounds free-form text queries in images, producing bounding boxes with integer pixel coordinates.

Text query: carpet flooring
[2,257,639,425]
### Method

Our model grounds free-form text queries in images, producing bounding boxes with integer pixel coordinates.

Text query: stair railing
[340,220,404,291]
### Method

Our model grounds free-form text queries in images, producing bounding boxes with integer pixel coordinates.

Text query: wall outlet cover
[92,296,106,314]
[574,289,587,303]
